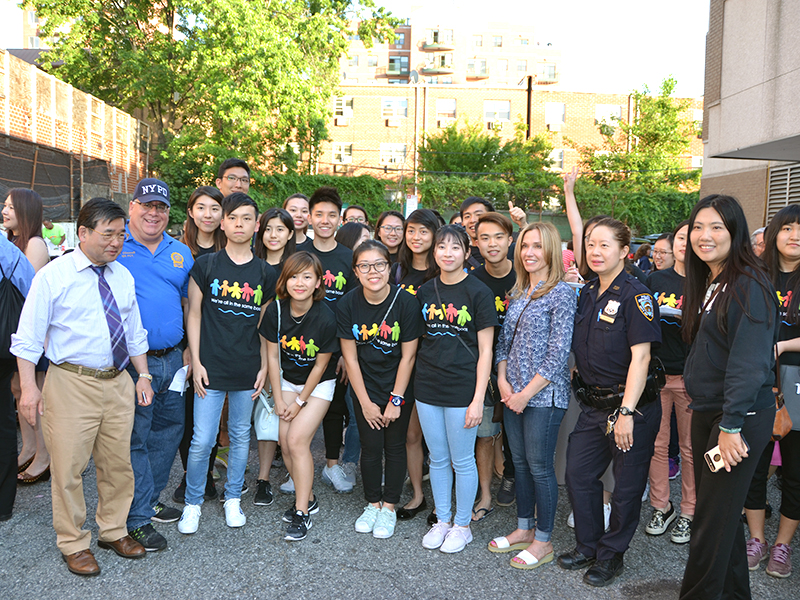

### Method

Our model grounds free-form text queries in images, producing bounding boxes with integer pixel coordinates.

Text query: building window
[595,104,621,125]
[497,59,508,72]
[767,164,800,221]
[28,36,40,49]
[467,59,488,76]
[348,55,359,67]
[549,149,565,170]
[426,29,453,44]
[347,33,361,41]
[28,11,38,24]
[484,100,511,122]
[333,143,353,164]
[367,55,378,67]
[440,77,453,84]
[493,36,503,47]
[388,79,404,85]
[388,55,409,74]
[516,60,527,73]
[394,32,406,47]
[691,156,704,169]
[473,35,483,47]
[334,96,354,117]
[424,76,438,84]
[380,143,407,165]
[513,38,530,46]
[382,97,408,117]
[541,63,557,80]
[436,99,457,119]
[545,102,566,125]
[429,53,453,68]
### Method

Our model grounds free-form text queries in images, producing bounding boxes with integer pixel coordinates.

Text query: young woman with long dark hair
[374,210,404,264]
[283,193,311,246]
[254,207,296,274]
[679,195,778,599]
[182,186,226,257]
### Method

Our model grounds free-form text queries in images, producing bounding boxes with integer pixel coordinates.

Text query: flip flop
[488,536,530,554]
[510,550,554,570]
[471,506,494,522]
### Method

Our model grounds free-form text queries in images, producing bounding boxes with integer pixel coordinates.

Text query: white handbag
[253,389,279,441]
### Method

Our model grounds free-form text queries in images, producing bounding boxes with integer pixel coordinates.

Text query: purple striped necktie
[91,265,129,370]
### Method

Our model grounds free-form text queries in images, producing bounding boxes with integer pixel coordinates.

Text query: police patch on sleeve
[635,294,654,321]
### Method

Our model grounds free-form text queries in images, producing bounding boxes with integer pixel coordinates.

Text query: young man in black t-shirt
[471,213,518,520]
[180,193,276,534]
[461,196,526,271]
[300,187,357,493]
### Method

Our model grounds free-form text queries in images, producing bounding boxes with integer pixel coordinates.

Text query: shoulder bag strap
[276,299,282,373]
[358,286,404,346]
[507,295,534,353]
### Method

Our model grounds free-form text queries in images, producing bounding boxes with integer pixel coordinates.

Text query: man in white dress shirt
[11,198,154,577]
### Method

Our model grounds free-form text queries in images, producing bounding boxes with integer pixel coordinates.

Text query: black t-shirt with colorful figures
[776,271,800,366]
[390,263,428,297]
[260,299,339,385]
[471,263,517,339]
[647,267,689,375]
[336,285,425,406]
[190,249,277,391]
[414,275,499,408]
[300,242,354,309]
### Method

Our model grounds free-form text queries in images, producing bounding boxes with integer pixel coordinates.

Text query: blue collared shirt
[0,235,35,297]
[117,226,194,351]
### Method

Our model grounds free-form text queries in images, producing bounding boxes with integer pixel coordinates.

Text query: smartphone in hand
[705,434,750,472]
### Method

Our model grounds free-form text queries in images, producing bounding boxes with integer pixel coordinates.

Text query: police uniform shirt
[572,270,661,388]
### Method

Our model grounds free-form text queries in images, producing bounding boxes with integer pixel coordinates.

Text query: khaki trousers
[41,365,135,555]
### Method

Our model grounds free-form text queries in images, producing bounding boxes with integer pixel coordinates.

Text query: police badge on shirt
[599,299,620,323]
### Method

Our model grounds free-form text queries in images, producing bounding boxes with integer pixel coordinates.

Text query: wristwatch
[619,406,635,416]
[138,373,153,382]
[389,394,405,407]
[295,397,308,408]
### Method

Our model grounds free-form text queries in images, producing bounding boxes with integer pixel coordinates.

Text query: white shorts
[280,377,336,402]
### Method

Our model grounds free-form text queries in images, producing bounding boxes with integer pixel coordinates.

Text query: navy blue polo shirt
[572,270,661,388]
[118,226,194,351]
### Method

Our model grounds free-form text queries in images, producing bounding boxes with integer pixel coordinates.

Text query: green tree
[496,121,561,209]
[418,120,502,176]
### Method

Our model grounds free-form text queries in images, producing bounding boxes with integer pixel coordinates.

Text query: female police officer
[558,217,662,587]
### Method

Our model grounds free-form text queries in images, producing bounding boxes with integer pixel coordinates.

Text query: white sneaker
[440,525,473,553]
[341,462,358,486]
[355,504,380,533]
[279,475,295,494]
[322,464,354,493]
[603,502,612,532]
[224,498,246,528]
[567,510,575,528]
[373,507,397,539]
[178,504,201,534]
[422,521,452,549]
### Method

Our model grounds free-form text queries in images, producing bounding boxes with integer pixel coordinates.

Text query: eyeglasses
[345,216,366,223]
[88,228,126,243]
[224,174,251,185]
[132,199,169,214]
[355,261,389,274]
[652,250,673,256]
[380,225,403,234]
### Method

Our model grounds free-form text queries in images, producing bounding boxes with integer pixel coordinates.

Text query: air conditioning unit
[340,155,353,164]
[334,117,350,127]
[487,120,504,131]
[437,118,455,128]
[386,118,401,127]
[547,122,562,132]
[333,164,349,174]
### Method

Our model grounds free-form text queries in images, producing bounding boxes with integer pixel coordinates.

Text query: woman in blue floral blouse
[488,222,577,570]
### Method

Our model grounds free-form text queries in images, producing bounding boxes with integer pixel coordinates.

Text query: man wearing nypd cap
[118,177,194,551]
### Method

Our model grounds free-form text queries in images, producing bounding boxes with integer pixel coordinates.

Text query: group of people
[0,158,798,600]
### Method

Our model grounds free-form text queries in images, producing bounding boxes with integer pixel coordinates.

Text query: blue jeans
[126,348,185,530]
[185,389,254,505]
[504,404,566,542]
[416,401,478,527]
[342,386,361,464]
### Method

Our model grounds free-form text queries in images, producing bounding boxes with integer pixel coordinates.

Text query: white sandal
[510,549,554,570]
[488,536,530,554]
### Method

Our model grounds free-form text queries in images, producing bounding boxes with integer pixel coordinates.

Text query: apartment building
[700,0,800,229]
[320,83,704,186]
[341,9,560,88]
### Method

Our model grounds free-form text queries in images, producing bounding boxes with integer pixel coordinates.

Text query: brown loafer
[97,535,146,559]
[62,549,101,576]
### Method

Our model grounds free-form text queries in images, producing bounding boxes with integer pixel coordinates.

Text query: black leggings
[745,430,800,520]
[0,360,16,517]
[323,378,349,461]
[353,397,412,505]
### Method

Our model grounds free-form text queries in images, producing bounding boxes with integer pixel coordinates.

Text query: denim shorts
[280,377,336,402]
[477,404,501,438]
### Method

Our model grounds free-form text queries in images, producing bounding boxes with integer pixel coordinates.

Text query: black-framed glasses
[224,174,251,185]
[380,225,403,234]
[355,261,389,274]
[88,228,126,243]
[132,199,169,214]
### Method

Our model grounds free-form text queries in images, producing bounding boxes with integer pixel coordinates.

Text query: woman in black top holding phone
[679,195,778,599]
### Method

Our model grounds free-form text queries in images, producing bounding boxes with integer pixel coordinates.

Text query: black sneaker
[219,483,249,503]
[496,477,516,507]
[204,475,219,501]
[254,480,274,506]
[151,502,182,523]
[128,523,167,552]
[272,446,284,468]
[173,478,186,504]
[282,496,319,522]
[284,510,311,541]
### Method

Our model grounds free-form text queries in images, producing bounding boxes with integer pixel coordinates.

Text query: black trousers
[353,397,412,504]
[323,378,349,461]
[679,406,774,600]
[565,399,661,561]
[744,430,800,519]
[0,359,17,518]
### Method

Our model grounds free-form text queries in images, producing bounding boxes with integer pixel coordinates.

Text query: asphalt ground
[2,428,796,600]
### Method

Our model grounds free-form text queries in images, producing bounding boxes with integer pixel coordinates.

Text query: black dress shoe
[397,498,427,520]
[426,510,437,527]
[583,554,624,587]
[557,549,596,570]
